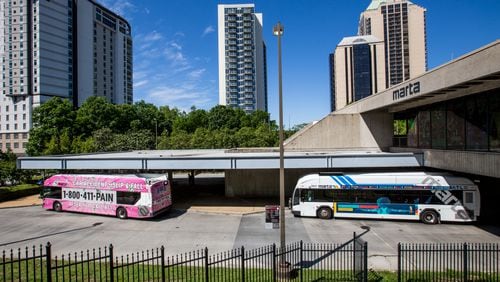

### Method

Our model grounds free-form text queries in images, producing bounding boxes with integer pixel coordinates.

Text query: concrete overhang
[335,40,500,114]
[17,149,423,170]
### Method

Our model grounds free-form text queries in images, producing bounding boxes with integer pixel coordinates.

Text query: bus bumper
[152,205,172,217]
[292,210,300,217]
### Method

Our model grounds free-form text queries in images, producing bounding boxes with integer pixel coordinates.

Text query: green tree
[75,97,117,136]
[165,130,192,149]
[0,150,23,185]
[190,128,216,148]
[111,103,137,133]
[27,97,75,156]
[207,105,243,130]
[235,127,259,147]
[130,101,160,133]
[254,124,279,147]
[93,128,114,152]
[109,130,154,151]
[71,136,96,153]
[174,108,208,133]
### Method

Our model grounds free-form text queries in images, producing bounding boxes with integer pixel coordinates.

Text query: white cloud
[164,43,188,68]
[170,42,182,50]
[144,31,163,42]
[202,25,215,37]
[131,26,217,110]
[188,68,206,79]
[146,85,213,110]
[133,80,149,88]
[97,0,135,17]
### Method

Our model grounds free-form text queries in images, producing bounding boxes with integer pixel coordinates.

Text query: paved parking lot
[0,206,498,270]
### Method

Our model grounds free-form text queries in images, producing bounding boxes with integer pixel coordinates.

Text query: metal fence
[1,234,367,281]
[398,242,500,282]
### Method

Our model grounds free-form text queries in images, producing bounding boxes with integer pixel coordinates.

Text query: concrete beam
[391,147,500,178]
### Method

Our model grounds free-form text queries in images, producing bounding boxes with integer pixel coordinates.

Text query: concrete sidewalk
[0,194,41,209]
[0,193,269,215]
[173,194,269,215]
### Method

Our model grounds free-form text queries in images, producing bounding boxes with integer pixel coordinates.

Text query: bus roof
[296,172,476,189]
[43,174,167,191]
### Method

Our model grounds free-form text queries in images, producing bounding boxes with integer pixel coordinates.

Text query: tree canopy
[27,97,300,156]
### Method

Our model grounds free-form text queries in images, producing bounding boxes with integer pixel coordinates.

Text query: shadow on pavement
[0,222,104,247]
[170,176,275,214]
[475,224,500,236]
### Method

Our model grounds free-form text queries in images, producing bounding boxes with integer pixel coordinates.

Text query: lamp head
[273,22,284,36]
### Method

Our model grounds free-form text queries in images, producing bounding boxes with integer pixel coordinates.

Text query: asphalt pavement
[0,205,499,271]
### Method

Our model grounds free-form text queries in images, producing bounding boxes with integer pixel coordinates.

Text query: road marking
[360,220,395,251]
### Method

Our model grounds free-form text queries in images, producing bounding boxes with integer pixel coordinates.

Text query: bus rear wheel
[53,201,62,212]
[317,207,333,219]
[116,207,128,220]
[421,210,439,224]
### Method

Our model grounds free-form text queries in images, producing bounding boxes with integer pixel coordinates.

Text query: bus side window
[117,192,141,205]
[42,187,61,199]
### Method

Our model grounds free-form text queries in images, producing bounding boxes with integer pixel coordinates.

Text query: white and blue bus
[290,172,480,224]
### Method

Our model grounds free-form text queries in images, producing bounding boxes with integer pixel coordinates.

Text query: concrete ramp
[285,112,393,151]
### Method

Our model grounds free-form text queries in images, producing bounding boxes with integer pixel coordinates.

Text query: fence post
[397,243,401,282]
[300,240,303,282]
[109,244,114,282]
[241,246,245,282]
[46,242,52,282]
[363,242,368,282]
[272,243,276,282]
[353,232,356,279]
[204,247,209,282]
[161,246,165,282]
[463,243,468,282]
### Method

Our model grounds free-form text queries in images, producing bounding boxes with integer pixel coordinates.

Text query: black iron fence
[1,234,367,281]
[398,242,500,282]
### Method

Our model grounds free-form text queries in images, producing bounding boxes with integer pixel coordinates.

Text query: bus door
[462,191,476,219]
[299,189,318,217]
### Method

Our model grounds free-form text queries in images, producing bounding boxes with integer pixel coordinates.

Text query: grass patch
[0,184,40,202]
[1,258,496,281]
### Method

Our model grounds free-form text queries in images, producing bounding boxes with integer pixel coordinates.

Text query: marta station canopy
[17,149,423,171]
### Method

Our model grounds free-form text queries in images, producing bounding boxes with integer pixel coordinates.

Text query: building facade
[330,35,385,111]
[287,41,500,222]
[359,0,427,88]
[0,0,132,154]
[217,4,268,114]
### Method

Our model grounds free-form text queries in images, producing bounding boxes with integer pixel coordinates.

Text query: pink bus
[41,174,172,219]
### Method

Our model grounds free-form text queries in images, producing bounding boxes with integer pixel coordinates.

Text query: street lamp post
[273,21,289,278]
[155,119,158,150]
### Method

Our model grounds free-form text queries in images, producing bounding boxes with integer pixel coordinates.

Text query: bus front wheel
[421,210,439,224]
[53,201,62,212]
[116,207,128,220]
[317,207,333,220]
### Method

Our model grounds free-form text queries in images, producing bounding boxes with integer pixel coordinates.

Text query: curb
[0,204,42,210]
[174,207,265,216]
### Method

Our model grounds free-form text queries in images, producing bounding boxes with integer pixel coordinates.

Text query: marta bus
[41,174,172,219]
[289,172,480,224]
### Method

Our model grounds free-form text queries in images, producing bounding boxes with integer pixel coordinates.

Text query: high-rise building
[330,35,386,111]
[0,0,132,154]
[359,0,427,88]
[218,4,268,114]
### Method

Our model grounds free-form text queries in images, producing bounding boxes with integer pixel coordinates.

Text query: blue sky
[98,0,500,128]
